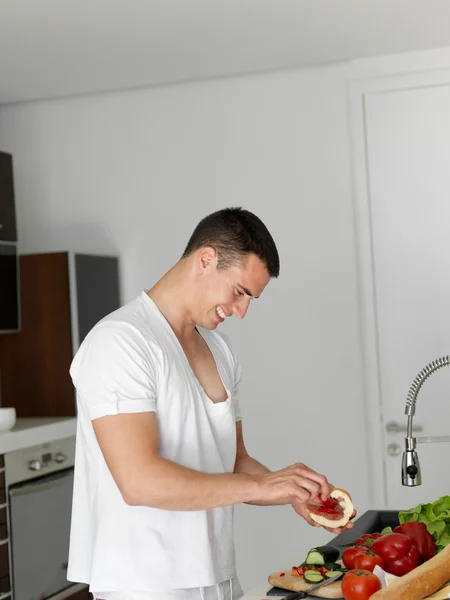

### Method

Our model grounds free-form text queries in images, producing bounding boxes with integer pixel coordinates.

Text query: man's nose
[233,296,251,319]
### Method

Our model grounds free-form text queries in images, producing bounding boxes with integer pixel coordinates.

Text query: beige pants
[94,577,244,600]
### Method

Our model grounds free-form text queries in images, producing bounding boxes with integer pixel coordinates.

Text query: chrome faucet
[402,356,450,486]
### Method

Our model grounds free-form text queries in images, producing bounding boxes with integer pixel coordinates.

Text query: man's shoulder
[73,293,165,365]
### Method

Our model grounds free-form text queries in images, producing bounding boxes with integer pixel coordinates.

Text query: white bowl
[0,408,16,432]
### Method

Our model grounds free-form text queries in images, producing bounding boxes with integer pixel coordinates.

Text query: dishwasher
[4,436,82,600]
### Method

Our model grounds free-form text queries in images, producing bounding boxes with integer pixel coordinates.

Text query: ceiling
[2,0,450,105]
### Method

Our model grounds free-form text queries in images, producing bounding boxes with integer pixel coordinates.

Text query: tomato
[353,550,385,572]
[342,546,366,569]
[354,533,383,548]
[342,569,382,600]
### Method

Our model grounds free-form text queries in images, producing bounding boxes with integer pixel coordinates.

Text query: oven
[4,437,84,600]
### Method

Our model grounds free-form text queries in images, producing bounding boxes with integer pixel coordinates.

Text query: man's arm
[232,421,354,534]
[94,412,259,510]
[93,412,331,511]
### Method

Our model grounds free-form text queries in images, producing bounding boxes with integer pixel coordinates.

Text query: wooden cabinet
[65,585,92,600]
[0,152,17,242]
[0,252,120,417]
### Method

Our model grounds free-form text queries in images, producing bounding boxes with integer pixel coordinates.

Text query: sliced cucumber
[323,562,343,571]
[325,571,344,580]
[303,570,325,584]
[305,545,340,566]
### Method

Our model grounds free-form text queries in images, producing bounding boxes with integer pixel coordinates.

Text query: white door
[360,80,450,510]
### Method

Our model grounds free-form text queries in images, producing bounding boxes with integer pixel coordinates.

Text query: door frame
[347,64,450,509]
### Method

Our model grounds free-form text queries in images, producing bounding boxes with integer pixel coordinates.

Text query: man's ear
[197,246,217,271]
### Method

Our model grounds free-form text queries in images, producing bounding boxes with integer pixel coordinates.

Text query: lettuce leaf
[399,495,450,551]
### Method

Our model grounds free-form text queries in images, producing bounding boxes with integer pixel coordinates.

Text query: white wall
[0,63,369,590]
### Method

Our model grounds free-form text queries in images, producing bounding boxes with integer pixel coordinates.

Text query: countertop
[0,417,77,454]
[242,584,276,599]
[241,510,401,600]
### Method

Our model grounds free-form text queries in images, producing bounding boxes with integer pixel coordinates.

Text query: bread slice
[306,488,353,528]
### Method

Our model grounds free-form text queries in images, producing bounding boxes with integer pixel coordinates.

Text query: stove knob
[28,460,42,471]
[55,452,66,464]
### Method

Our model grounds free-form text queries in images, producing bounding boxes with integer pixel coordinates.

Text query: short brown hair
[182,207,279,277]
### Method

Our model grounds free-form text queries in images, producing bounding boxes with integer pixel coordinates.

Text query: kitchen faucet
[402,356,450,486]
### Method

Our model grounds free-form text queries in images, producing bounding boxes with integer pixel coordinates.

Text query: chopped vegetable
[305,545,340,565]
[303,569,325,584]
[323,562,343,571]
[324,570,344,580]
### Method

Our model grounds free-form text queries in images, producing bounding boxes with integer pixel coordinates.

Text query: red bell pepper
[394,521,436,563]
[371,532,419,576]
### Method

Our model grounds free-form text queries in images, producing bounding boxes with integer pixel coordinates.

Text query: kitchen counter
[242,583,276,599]
[241,511,402,600]
[0,417,77,453]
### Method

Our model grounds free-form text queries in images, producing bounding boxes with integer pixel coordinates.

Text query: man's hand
[292,496,357,534]
[252,463,332,507]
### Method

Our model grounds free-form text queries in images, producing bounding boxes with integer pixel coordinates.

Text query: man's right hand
[252,462,332,507]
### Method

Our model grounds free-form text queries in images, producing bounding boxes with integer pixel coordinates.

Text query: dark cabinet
[0,242,20,333]
[66,585,92,600]
[0,152,17,242]
[0,251,121,417]
[0,456,10,597]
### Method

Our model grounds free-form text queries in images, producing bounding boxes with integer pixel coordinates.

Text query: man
[67,207,354,600]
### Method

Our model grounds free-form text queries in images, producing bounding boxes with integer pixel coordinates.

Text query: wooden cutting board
[268,571,343,599]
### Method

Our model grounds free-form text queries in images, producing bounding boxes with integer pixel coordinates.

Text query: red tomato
[342,546,366,569]
[354,533,383,547]
[342,569,382,600]
[353,550,385,572]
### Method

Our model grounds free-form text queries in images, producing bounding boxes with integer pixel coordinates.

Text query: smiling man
[67,207,353,600]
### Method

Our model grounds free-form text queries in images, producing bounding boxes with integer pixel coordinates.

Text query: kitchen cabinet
[0,152,17,242]
[0,251,120,417]
[67,586,92,600]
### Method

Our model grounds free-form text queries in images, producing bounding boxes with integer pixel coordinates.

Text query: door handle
[387,443,401,456]
[386,420,423,433]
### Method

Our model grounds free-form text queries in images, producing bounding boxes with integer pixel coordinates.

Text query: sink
[329,510,401,550]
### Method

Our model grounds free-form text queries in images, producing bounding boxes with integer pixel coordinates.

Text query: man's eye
[235,288,244,296]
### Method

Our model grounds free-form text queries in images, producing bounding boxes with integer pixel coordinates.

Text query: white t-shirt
[67,291,242,592]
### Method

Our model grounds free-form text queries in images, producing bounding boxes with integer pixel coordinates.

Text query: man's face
[195,251,271,330]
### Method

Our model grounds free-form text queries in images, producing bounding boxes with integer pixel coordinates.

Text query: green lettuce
[399,495,450,551]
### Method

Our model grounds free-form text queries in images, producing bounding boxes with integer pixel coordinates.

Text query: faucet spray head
[401,356,450,487]
[402,437,422,486]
